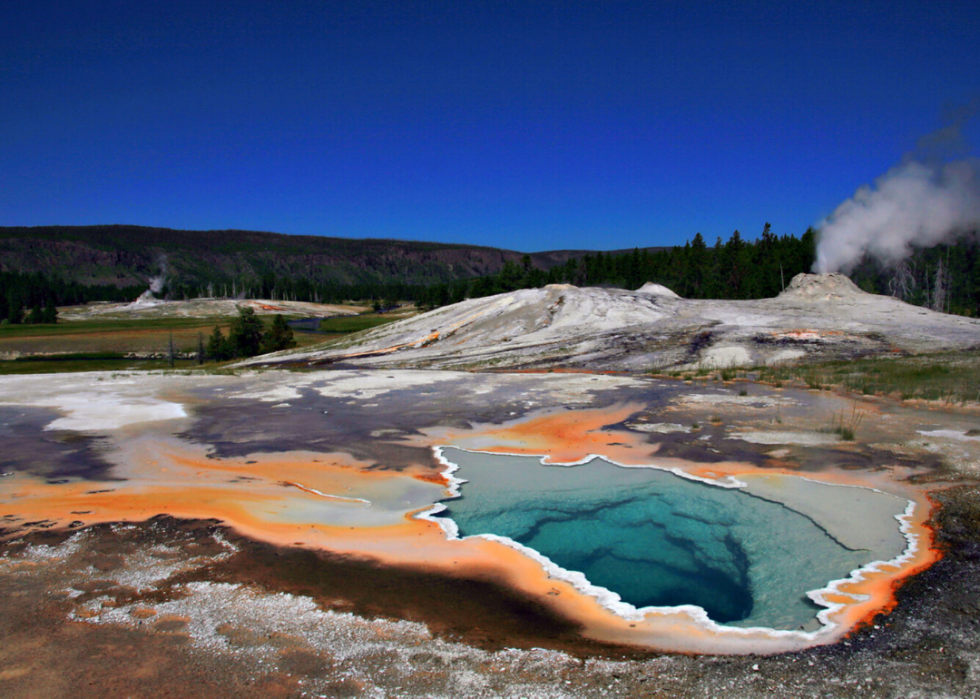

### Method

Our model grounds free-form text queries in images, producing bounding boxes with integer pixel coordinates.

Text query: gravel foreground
[1,484,978,698]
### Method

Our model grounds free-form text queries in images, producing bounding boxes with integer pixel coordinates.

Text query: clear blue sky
[2,1,978,251]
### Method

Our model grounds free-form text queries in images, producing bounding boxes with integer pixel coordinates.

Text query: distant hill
[0,225,627,290]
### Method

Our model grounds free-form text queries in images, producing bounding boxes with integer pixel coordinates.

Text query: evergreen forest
[3,224,980,323]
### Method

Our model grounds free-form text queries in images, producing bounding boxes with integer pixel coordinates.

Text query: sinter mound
[245,271,980,371]
[778,272,867,302]
[635,282,681,298]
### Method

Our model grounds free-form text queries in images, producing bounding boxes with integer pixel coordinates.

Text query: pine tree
[688,233,708,298]
[41,299,58,324]
[7,299,23,324]
[206,325,232,362]
[931,255,948,313]
[229,306,264,357]
[167,332,176,368]
[27,304,44,324]
[724,231,746,299]
[261,314,297,353]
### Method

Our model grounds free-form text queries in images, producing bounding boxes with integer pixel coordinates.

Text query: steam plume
[148,254,169,295]
[814,102,980,274]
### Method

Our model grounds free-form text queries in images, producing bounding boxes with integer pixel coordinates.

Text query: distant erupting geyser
[814,102,980,274]
[133,254,169,305]
[148,254,169,295]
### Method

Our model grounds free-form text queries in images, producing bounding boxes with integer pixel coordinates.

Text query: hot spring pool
[431,447,910,631]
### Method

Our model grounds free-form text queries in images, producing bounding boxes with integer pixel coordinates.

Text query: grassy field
[316,313,405,334]
[754,351,980,404]
[657,351,980,405]
[0,318,227,356]
[0,357,204,375]
[0,316,329,373]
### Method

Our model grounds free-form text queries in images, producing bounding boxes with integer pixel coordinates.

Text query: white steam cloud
[148,254,169,295]
[814,102,980,274]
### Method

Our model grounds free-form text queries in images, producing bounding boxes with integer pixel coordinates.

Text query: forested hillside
[0,225,590,292]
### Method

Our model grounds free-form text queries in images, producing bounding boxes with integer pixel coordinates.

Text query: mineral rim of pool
[419,443,934,652]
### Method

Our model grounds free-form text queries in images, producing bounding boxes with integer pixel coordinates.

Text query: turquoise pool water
[435,448,906,630]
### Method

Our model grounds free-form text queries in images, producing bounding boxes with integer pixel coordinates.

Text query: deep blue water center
[436,449,882,630]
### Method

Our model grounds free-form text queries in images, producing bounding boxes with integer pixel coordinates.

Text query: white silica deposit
[635,282,681,298]
[0,373,190,431]
[239,273,980,373]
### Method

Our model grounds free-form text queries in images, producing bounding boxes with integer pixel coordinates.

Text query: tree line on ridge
[4,224,980,322]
